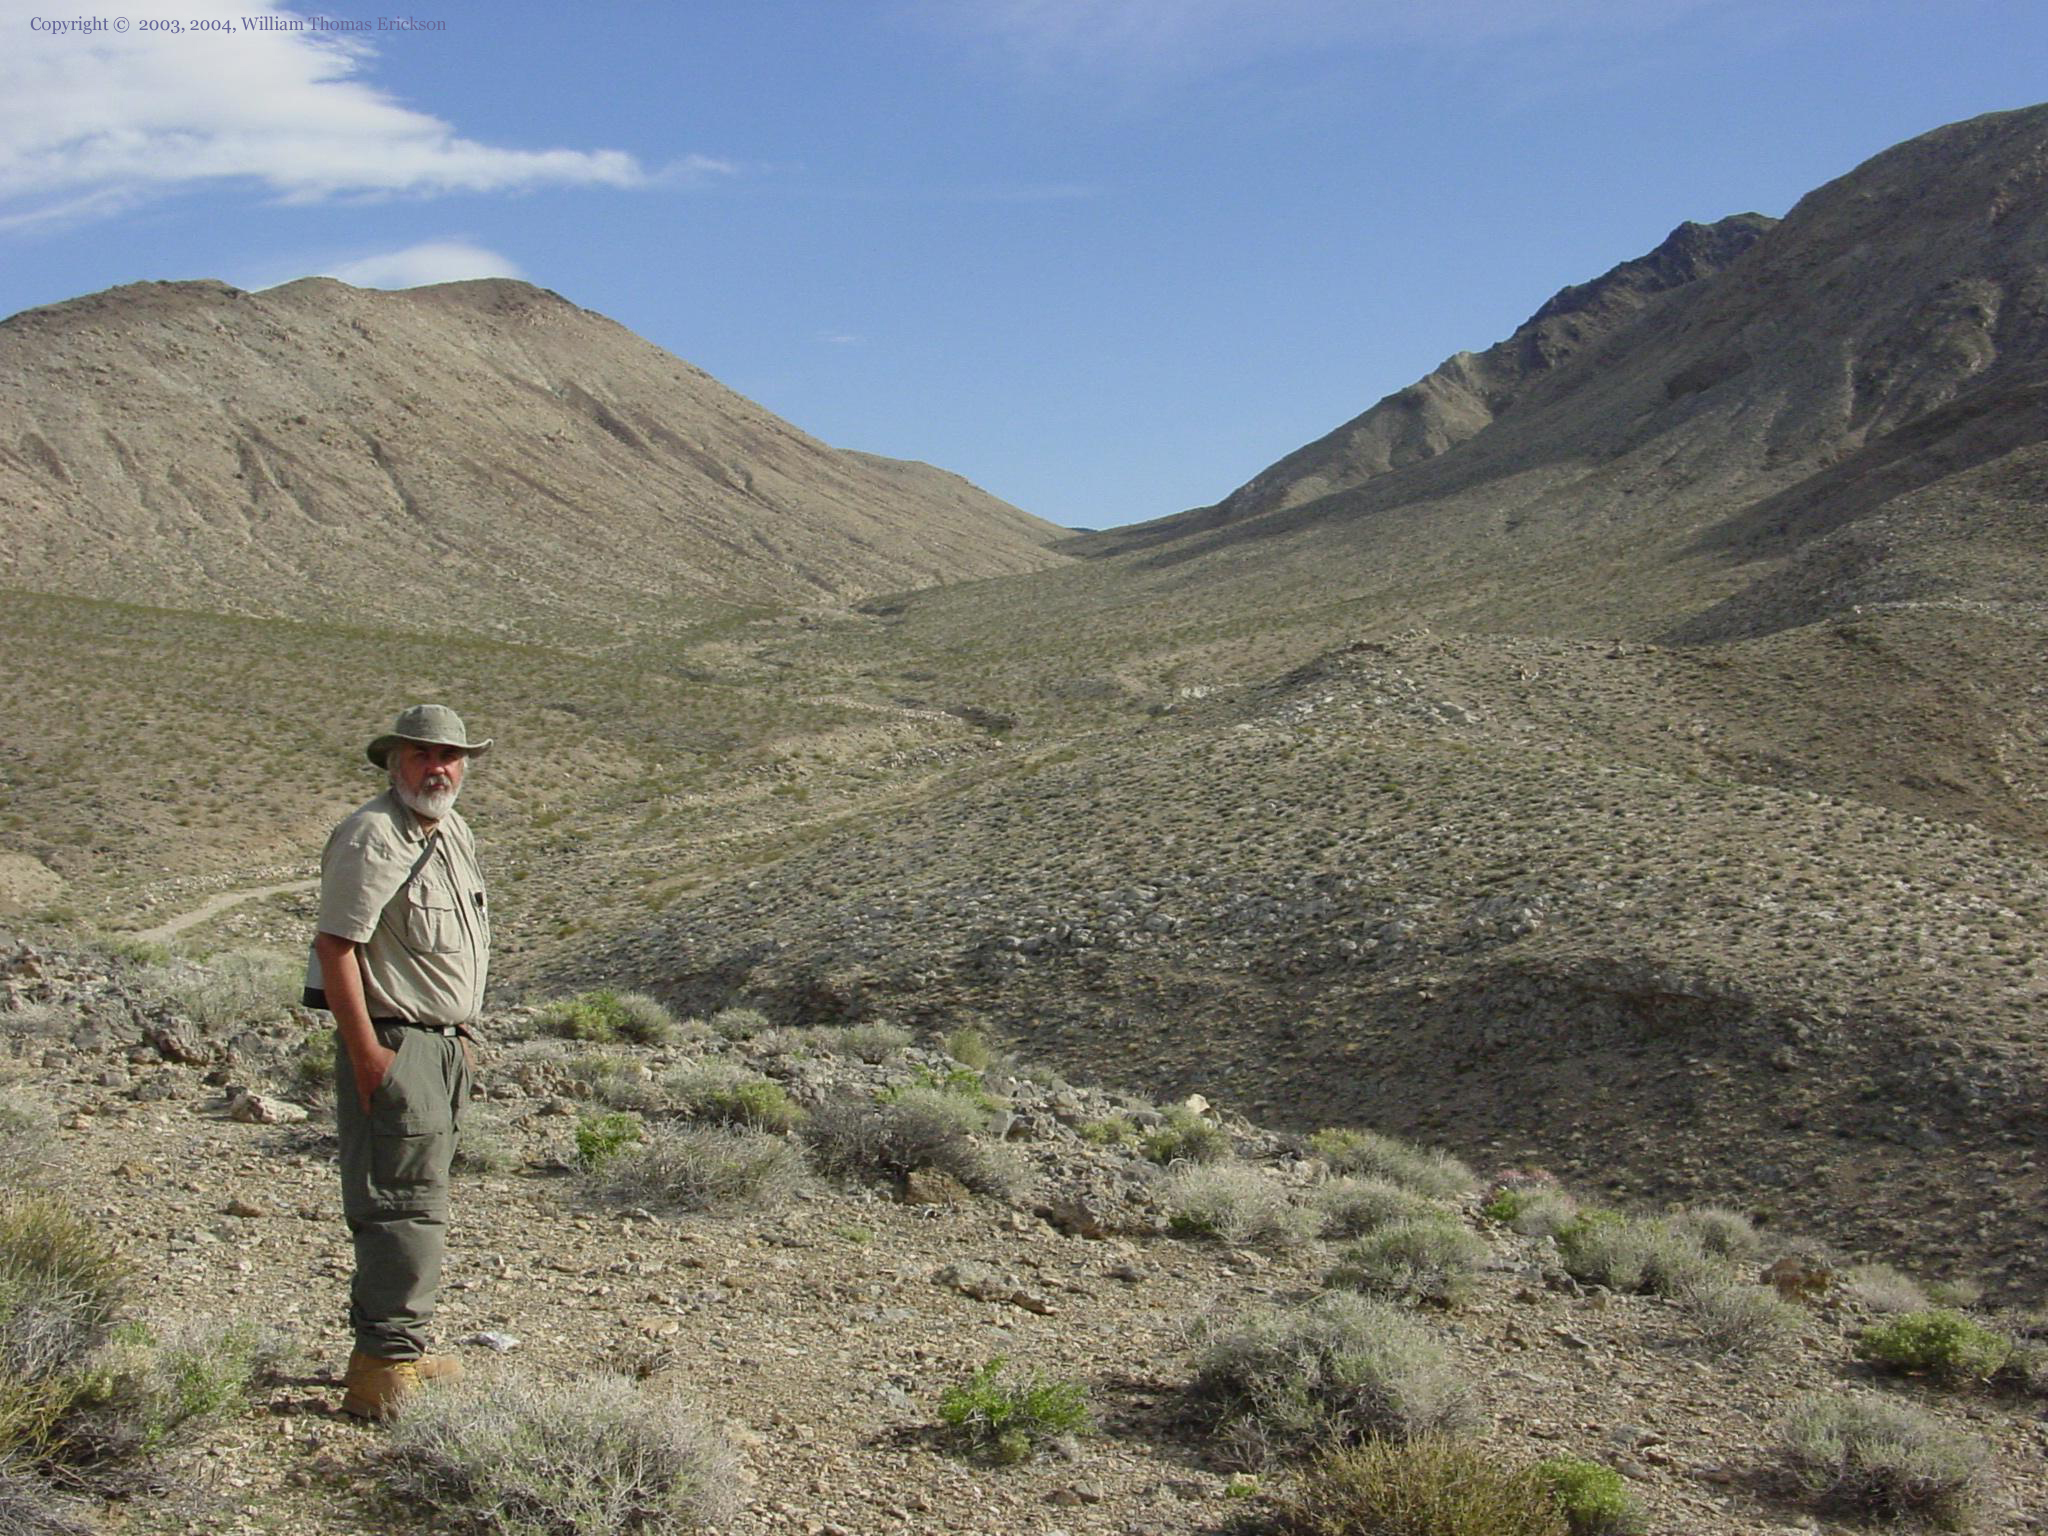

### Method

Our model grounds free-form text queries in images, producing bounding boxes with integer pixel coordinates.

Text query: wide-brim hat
[367,704,493,768]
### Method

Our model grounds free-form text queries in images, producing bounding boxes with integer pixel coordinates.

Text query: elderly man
[304,704,491,1419]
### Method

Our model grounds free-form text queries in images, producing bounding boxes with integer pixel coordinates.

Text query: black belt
[372,1016,462,1036]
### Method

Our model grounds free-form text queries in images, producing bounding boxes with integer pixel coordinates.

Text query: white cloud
[0,0,695,229]
[313,240,524,289]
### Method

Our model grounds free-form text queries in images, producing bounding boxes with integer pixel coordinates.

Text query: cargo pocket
[368,1033,452,1202]
[403,876,462,954]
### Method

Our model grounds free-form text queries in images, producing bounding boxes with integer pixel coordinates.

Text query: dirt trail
[134,879,317,944]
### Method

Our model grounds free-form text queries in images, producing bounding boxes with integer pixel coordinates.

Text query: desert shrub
[585,1125,805,1215]
[0,1092,56,1185]
[0,1196,127,1459]
[1556,1214,1717,1298]
[839,1022,911,1062]
[1274,1438,1566,1536]
[1076,1116,1137,1148]
[566,1054,666,1113]
[1856,1310,2012,1384]
[1774,1391,1989,1528]
[1531,1455,1645,1536]
[1925,1278,1983,1310]
[1316,1178,1440,1240]
[452,1110,517,1176]
[138,950,298,1035]
[937,1357,1090,1465]
[1845,1263,1930,1315]
[1143,1105,1230,1166]
[538,989,672,1046]
[1665,1206,1761,1260]
[70,1317,280,1458]
[746,1027,810,1058]
[1189,1292,1478,1464]
[0,1004,73,1048]
[384,1368,738,1534]
[286,1028,336,1098]
[1500,1189,1580,1240]
[1162,1165,1317,1250]
[942,1026,993,1071]
[804,1088,1023,1199]
[1682,1279,1801,1357]
[665,1063,804,1133]
[1328,1216,1487,1307]
[573,1112,643,1173]
[1308,1129,1473,1199]
[709,1007,769,1041]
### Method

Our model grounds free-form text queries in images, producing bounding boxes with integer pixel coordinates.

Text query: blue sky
[3,0,2042,530]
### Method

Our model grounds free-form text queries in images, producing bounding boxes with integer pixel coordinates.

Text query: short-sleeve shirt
[304,789,489,1029]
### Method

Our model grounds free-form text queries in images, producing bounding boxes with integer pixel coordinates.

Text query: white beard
[395,780,460,820]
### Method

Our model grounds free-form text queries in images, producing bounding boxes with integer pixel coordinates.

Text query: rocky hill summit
[0,277,1067,640]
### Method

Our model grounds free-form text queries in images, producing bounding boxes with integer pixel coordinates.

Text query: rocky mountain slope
[1067,105,2048,648]
[0,277,1067,640]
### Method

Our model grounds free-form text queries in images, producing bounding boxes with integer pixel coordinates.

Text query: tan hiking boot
[340,1351,422,1420]
[414,1353,464,1385]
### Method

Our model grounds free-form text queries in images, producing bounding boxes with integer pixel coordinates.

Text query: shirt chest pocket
[403,876,464,955]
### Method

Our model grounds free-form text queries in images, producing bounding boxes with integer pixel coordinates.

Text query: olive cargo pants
[335,1023,473,1360]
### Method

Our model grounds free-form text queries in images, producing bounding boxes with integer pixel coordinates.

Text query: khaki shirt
[305,789,490,1029]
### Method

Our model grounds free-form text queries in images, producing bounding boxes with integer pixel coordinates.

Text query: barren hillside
[0,277,1068,641]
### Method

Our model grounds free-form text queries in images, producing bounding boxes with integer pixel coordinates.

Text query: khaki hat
[367,704,493,768]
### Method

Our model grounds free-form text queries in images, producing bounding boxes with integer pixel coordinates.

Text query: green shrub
[1316,1178,1440,1240]
[942,1026,994,1070]
[1189,1293,1478,1464]
[1856,1310,2012,1384]
[1774,1390,1989,1528]
[538,989,673,1046]
[1162,1165,1317,1250]
[1666,1206,1761,1260]
[845,1022,916,1063]
[1328,1216,1487,1307]
[573,1112,643,1172]
[0,1196,127,1458]
[1556,1214,1717,1298]
[1683,1279,1801,1357]
[666,1063,805,1133]
[937,1357,1090,1465]
[1143,1106,1230,1166]
[1532,1455,1645,1536]
[384,1369,737,1533]
[585,1125,805,1215]
[1308,1129,1473,1199]
[709,1007,769,1041]
[1274,1438,1567,1536]
[804,1088,1024,1199]
[1077,1116,1137,1147]
[72,1317,280,1457]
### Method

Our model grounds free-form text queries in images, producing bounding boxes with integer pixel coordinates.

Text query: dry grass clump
[565,1054,667,1113]
[537,990,675,1046]
[1308,1129,1473,1199]
[1665,1205,1761,1260]
[1680,1278,1802,1357]
[804,1086,1025,1199]
[0,1460,94,1536]
[137,949,299,1036]
[583,1125,804,1216]
[0,1091,57,1186]
[1844,1263,1931,1315]
[1773,1391,1990,1529]
[383,1369,738,1534]
[1161,1164,1317,1250]
[1189,1293,1478,1465]
[1314,1177,1441,1239]
[708,1007,770,1041]
[451,1109,518,1176]
[67,1317,282,1460]
[0,1004,72,1048]
[663,1063,805,1133]
[836,1022,911,1063]
[0,1196,127,1459]
[1273,1438,1569,1536]
[1328,1216,1487,1308]
[1555,1213,1715,1298]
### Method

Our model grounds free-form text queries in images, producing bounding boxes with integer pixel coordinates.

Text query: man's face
[391,742,468,821]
